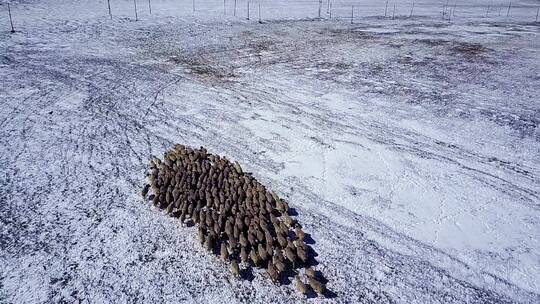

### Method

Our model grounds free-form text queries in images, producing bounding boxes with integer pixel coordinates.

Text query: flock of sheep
[142,144,328,297]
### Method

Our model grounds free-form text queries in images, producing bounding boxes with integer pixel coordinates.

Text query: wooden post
[318,0,322,19]
[192,0,195,12]
[224,0,226,15]
[442,4,446,19]
[506,2,511,17]
[8,3,15,33]
[234,0,237,16]
[351,5,354,24]
[107,0,112,19]
[247,0,250,20]
[442,0,449,18]
[536,7,539,22]
[148,0,152,14]
[392,3,395,19]
[452,3,456,17]
[134,0,138,21]
[327,0,330,14]
[410,2,414,18]
[329,1,332,18]
[327,0,331,14]
[384,1,388,17]
[442,2,445,17]
[258,3,261,23]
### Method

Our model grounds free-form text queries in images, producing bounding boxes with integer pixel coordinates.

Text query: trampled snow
[0,0,539,303]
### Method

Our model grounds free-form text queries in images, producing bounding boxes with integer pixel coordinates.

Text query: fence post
[506,2,511,18]
[536,7,539,22]
[410,2,414,18]
[7,3,15,33]
[224,0,226,15]
[234,0,237,16]
[327,0,330,14]
[318,0,322,19]
[148,0,152,14]
[247,0,250,20]
[442,1,445,17]
[351,5,354,24]
[452,3,456,17]
[329,1,332,18]
[107,0,112,19]
[134,0,138,21]
[442,4,446,19]
[392,3,395,19]
[384,1,388,17]
[258,3,261,23]
[498,5,502,16]
[192,0,195,12]
[442,0,449,18]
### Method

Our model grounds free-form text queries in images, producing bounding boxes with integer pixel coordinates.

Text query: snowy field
[1,0,539,303]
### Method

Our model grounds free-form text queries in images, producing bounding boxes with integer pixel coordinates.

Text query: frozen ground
[1,0,539,303]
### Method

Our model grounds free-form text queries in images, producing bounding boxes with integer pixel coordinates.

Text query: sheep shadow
[303,233,316,245]
[240,267,255,282]
[288,208,299,216]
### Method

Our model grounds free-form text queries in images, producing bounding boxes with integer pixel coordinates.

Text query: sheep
[143,145,326,293]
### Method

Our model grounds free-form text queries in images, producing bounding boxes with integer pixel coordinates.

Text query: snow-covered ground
[1,0,539,303]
